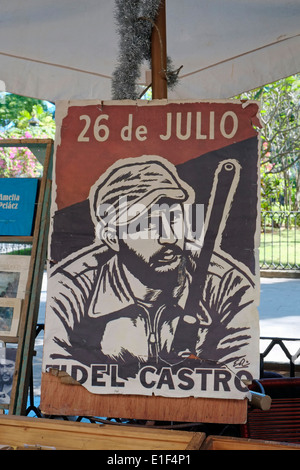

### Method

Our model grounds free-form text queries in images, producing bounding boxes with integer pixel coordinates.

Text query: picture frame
[0,298,22,337]
[0,346,17,405]
[0,255,30,299]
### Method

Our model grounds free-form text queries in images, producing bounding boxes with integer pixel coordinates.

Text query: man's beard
[118,241,188,293]
[1,375,12,385]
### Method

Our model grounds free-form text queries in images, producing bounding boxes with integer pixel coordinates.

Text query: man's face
[0,359,14,384]
[118,202,187,288]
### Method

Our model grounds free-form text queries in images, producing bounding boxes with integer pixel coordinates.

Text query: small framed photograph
[0,346,17,405]
[0,255,30,299]
[0,298,22,337]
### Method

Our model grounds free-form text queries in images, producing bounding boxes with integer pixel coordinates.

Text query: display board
[41,100,261,419]
[0,138,53,415]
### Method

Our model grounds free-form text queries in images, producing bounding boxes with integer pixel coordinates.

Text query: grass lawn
[260,227,300,268]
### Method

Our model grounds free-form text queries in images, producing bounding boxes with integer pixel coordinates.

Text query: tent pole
[151,0,167,99]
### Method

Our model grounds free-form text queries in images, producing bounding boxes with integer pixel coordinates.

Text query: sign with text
[0,178,38,236]
[43,100,261,400]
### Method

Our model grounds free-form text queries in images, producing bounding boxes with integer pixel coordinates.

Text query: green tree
[0,94,55,177]
[0,93,49,127]
[237,74,300,210]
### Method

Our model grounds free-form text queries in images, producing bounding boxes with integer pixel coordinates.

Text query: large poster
[42,100,261,400]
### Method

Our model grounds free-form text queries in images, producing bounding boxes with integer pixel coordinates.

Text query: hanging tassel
[112,0,180,100]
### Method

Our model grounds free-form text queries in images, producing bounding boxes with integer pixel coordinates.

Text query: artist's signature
[233,357,250,369]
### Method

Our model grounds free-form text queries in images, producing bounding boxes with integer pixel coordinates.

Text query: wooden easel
[0,138,53,416]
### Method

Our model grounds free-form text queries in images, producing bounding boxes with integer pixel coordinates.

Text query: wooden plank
[185,432,207,450]
[40,372,248,424]
[0,138,52,146]
[0,336,18,344]
[0,415,205,450]
[201,435,300,451]
[151,0,168,99]
[14,181,51,414]
[0,236,33,243]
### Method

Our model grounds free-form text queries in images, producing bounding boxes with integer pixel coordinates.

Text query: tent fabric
[0,0,299,102]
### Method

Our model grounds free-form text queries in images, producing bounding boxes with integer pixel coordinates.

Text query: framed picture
[0,255,30,299]
[0,346,17,405]
[0,298,22,337]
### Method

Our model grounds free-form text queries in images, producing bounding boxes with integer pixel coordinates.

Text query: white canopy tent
[0,0,300,102]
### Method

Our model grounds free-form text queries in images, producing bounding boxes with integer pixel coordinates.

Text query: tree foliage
[237,74,300,210]
[0,93,48,127]
[0,93,55,177]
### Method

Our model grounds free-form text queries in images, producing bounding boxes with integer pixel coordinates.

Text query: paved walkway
[259,277,300,364]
